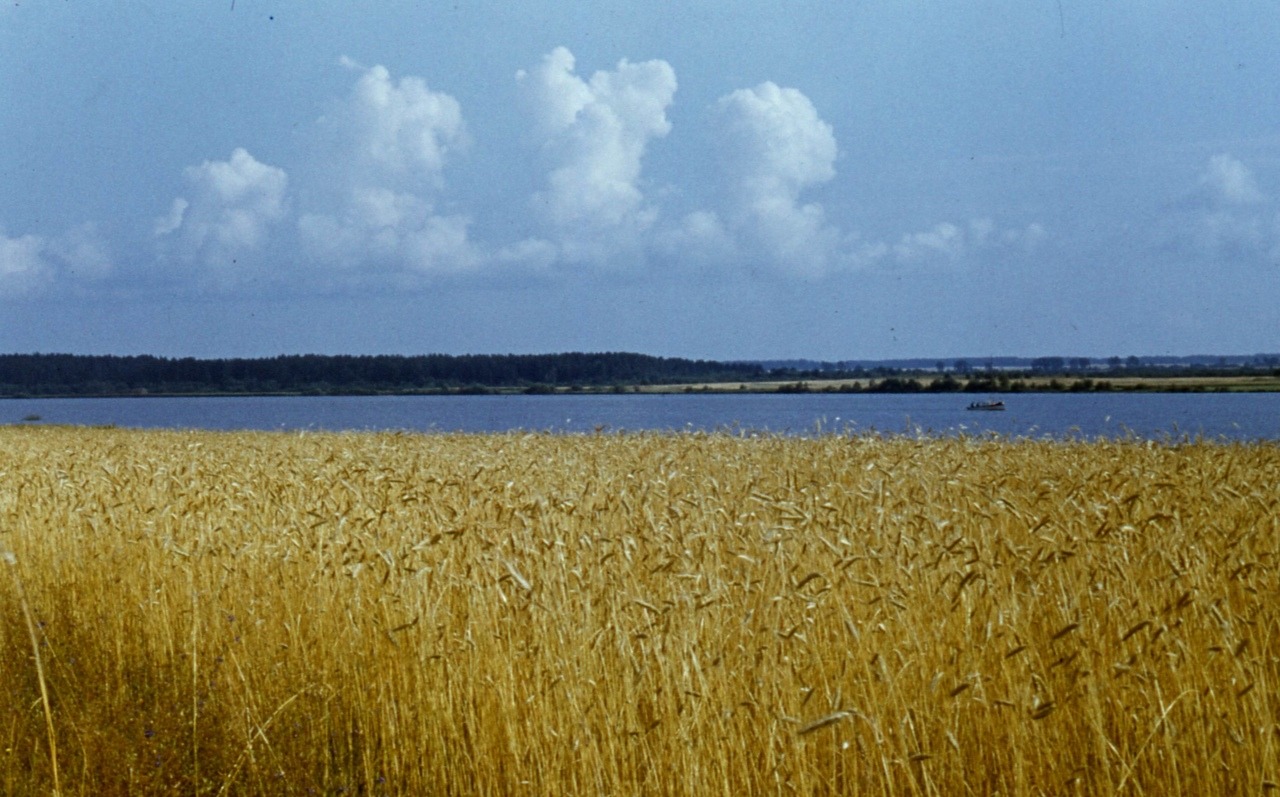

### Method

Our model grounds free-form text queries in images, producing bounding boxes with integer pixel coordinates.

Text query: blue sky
[2,2,1278,360]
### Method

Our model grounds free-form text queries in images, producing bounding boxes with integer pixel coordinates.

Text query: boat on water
[966,400,1006,411]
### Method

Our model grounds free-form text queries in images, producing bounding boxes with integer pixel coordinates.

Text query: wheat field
[0,425,1276,795]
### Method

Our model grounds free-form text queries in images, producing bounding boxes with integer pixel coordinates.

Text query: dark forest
[0,352,765,396]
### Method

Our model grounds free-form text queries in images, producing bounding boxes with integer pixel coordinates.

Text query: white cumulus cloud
[156,148,289,275]
[299,188,476,277]
[299,60,477,278]
[654,82,1042,279]
[516,46,677,267]
[712,82,843,277]
[334,57,467,187]
[653,210,739,271]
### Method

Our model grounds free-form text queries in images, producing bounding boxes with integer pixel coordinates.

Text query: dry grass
[1,425,1277,795]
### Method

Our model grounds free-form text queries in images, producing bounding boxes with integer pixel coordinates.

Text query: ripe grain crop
[1,425,1277,795]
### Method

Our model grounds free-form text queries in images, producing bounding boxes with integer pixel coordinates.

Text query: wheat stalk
[3,546,61,796]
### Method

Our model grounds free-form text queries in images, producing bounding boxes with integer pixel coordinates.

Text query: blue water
[5,392,1279,440]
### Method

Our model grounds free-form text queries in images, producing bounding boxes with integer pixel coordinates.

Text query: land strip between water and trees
[2,351,1280,398]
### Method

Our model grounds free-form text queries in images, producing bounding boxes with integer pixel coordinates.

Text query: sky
[2,2,1279,361]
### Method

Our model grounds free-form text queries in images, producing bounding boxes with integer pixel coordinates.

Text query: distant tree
[776,382,811,393]
[1031,356,1066,373]
[869,377,923,393]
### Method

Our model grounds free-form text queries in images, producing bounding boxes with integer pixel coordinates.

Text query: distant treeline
[764,353,1280,372]
[764,375,1120,394]
[0,352,765,397]
[4,351,1279,397]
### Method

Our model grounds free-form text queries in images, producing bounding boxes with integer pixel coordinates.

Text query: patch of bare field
[1,426,1277,794]
[1096,374,1280,392]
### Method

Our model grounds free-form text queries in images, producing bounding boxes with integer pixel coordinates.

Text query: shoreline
[4,373,1280,399]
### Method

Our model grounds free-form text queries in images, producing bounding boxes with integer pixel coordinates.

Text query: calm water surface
[5,393,1280,440]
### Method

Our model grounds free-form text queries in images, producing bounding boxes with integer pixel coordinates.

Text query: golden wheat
[0,425,1277,795]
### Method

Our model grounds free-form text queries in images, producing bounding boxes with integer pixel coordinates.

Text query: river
[5,392,1280,440]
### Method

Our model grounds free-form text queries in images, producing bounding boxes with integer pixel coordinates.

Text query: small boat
[966,400,1005,411]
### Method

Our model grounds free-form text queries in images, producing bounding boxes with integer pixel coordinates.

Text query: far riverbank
[638,373,1280,395]
[6,372,1280,400]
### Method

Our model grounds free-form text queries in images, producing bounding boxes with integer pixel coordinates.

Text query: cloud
[493,237,559,273]
[889,219,1047,268]
[156,148,289,275]
[516,47,677,267]
[299,60,477,278]
[1158,154,1279,264]
[892,222,966,265]
[717,83,836,198]
[0,223,114,298]
[333,57,468,188]
[1199,153,1265,206]
[1192,209,1277,262]
[0,231,52,297]
[653,82,1043,278]
[20,46,1056,299]
[653,210,739,271]
[712,82,843,277]
[47,223,114,281]
[299,188,476,277]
